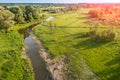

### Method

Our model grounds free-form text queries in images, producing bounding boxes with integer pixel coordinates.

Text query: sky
[0,0,120,3]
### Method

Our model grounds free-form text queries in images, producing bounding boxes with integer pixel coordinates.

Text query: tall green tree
[25,6,40,22]
[9,7,25,24]
[0,8,14,30]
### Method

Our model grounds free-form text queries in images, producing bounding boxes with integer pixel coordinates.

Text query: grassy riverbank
[34,8,120,80]
[9,21,37,31]
[0,21,41,80]
[0,21,35,80]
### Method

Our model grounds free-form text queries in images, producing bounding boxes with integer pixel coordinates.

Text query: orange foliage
[88,6,120,25]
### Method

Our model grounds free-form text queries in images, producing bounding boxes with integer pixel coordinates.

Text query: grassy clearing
[0,30,34,79]
[34,8,120,80]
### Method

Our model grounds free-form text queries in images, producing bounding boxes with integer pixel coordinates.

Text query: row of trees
[88,6,120,25]
[41,4,81,14]
[68,4,80,11]
[0,6,41,30]
[9,6,41,23]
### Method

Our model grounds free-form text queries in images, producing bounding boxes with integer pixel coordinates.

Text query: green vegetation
[0,7,14,30]
[34,8,120,80]
[1,4,120,80]
[9,22,35,31]
[9,6,25,24]
[44,10,90,27]
[0,31,34,80]
[0,5,38,80]
[25,6,41,22]
[86,26,118,42]
[0,5,41,31]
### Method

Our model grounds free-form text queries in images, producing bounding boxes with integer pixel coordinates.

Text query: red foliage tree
[88,6,120,25]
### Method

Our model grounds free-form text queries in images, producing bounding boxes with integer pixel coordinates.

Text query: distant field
[44,9,90,27]
[34,8,120,80]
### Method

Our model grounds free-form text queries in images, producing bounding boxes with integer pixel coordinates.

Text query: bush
[86,26,98,37]
[86,30,97,37]
[0,8,14,30]
[86,25,117,42]
[95,29,117,42]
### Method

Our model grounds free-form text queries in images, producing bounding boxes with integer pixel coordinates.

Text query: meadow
[34,8,120,80]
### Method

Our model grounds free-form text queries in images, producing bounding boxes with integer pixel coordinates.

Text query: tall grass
[0,31,34,80]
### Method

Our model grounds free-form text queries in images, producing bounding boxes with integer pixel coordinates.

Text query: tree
[28,12,34,22]
[25,6,40,22]
[0,8,14,30]
[9,7,25,24]
[88,7,120,25]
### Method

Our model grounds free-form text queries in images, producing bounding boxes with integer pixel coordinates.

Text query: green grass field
[34,8,120,80]
[0,30,34,79]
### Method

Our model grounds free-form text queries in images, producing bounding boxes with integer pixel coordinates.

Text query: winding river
[19,23,53,80]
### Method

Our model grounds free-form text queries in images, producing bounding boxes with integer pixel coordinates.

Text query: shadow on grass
[78,16,89,20]
[65,19,80,27]
[97,53,120,80]
[65,32,87,39]
[74,38,107,49]
[66,32,107,49]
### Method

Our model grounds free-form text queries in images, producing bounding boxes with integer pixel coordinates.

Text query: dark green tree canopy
[25,6,40,22]
[9,7,25,24]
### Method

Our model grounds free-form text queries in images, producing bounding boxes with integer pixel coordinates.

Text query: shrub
[86,30,97,37]
[95,29,117,42]
[0,8,14,30]
[86,26,98,37]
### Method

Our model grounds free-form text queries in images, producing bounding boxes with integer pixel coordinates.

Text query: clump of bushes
[95,29,117,42]
[86,27,98,37]
[86,26,117,42]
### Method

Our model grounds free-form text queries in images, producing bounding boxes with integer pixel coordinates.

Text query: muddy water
[19,23,53,80]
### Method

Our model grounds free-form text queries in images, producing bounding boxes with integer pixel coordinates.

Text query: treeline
[74,3,120,8]
[0,6,41,30]
[88,6,120,25]
[67,4,81,11]
[41,4,81,14]
[0,3,66,7]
